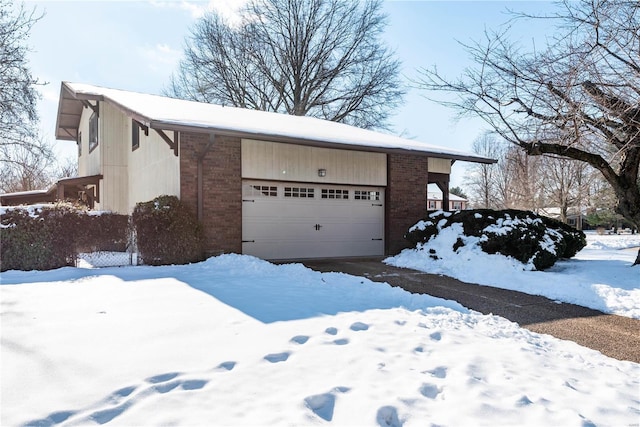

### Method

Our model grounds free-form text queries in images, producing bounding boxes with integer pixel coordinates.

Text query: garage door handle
[242,240,255,243]
[314,224,323,230]
[372,203,383,206]
[372,238,383,241]
[242,199,255,202]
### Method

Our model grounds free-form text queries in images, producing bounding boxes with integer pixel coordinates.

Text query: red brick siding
[180,132,242,256]
[386,153,429,255]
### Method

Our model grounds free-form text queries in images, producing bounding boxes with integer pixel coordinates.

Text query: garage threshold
[288,258,640,363]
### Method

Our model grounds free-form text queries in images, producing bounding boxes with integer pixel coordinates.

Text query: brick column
[386,153,429,255]
[180,132,242,256]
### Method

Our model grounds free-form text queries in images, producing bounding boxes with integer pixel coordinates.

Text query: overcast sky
[23,0,557,187]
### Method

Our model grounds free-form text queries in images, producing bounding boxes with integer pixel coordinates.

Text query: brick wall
[180,132,242,256]
[386,153,429,255]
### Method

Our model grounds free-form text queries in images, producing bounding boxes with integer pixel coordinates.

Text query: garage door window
[354,190,380,201]
[285,187,314,198]
[245,184,278,197]
[321,189,349,199]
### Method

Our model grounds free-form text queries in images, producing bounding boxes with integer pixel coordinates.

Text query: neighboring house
[3,82,495,260]
[539,207,588,230]
[427,189,469,211]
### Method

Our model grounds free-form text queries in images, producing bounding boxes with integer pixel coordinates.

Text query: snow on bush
[131,195,205,266]
[403,209,586,271]
[0,203,129,272]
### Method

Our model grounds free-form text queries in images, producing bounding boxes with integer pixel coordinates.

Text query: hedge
[1,203,129,272]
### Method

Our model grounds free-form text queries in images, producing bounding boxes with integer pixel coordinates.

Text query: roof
[0,175,102,206]
[427,192,467,202]
[56,82,496,164]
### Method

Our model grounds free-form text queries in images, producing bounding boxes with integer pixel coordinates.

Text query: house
[538,206,589,230]
[427,186,469,211]
[12,82,494,260]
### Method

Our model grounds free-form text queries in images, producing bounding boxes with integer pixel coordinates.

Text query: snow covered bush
[405,209,586,271]
[131,195,205,266]
[1,203,79,271]
[0,203,131,272]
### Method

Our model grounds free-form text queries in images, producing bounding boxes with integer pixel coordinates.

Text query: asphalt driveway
[298,258,640,364]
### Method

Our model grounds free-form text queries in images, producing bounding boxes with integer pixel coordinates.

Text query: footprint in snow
[217,361,236,371]
[333,338,349,345]
[516,395,533,407]
[350,322,369,331]
[264,352,290,363]
[426,366,447,379]
[24,410,77,427]
[111,386,137,398]
[325,327,338,335]
[429,332,442,341]
[376,406,402,427]
[419,383,441,399]
[89,402,134,424]
[146,372,180,384]
[304,387,350,422]
[180,379,208,390]
[291,335,309,344]
[153,381,181,394]
[304,393,336,422]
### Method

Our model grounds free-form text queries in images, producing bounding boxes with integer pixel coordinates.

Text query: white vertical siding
[100,102,129,213]
[77,106,101,178]
[127,124,180,213]
[77,102,179,213]
[242,139,387,186]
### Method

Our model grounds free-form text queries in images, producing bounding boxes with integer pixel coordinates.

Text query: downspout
[196,133,216,222]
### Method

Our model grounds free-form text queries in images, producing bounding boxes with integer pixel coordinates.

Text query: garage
[242,181,385,259]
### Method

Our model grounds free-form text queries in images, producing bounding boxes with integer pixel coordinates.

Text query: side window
[89,112,98,153]
[132,120,140,151]
[428,200,436,210]
[77,131,82,157]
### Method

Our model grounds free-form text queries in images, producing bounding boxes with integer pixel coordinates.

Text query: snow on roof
[0,189,49,197]
[59,82,495,163]
[427,192,467,202]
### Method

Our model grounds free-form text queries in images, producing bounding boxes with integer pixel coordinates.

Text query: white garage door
[242,181,384,260]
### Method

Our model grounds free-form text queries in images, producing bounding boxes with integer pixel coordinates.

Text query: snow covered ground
[387,231,640,319]
[2,236,639,426]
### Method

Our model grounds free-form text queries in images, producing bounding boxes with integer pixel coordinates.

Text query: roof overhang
[55,81,497,164]
[55,83,104,141]
[151,119,497,163]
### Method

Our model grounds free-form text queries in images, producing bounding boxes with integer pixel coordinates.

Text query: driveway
[299,258,640,364]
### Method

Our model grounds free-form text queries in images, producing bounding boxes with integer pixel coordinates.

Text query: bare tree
[167,0,404,130]
[416,0,640,264]
[539,157,594,224]
[465,133,506,208]
[0,136,54,193]
[0,1,44,170]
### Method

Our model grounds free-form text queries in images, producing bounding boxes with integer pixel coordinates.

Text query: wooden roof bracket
[82,100,99,116]
[133,119,149,136]
[154,129,179,156]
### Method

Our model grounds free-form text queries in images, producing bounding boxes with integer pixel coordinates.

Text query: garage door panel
[242,181,384,260]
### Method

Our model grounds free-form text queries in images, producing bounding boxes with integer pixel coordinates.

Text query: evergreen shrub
[131,195,204,266]
[405,209,586,271]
